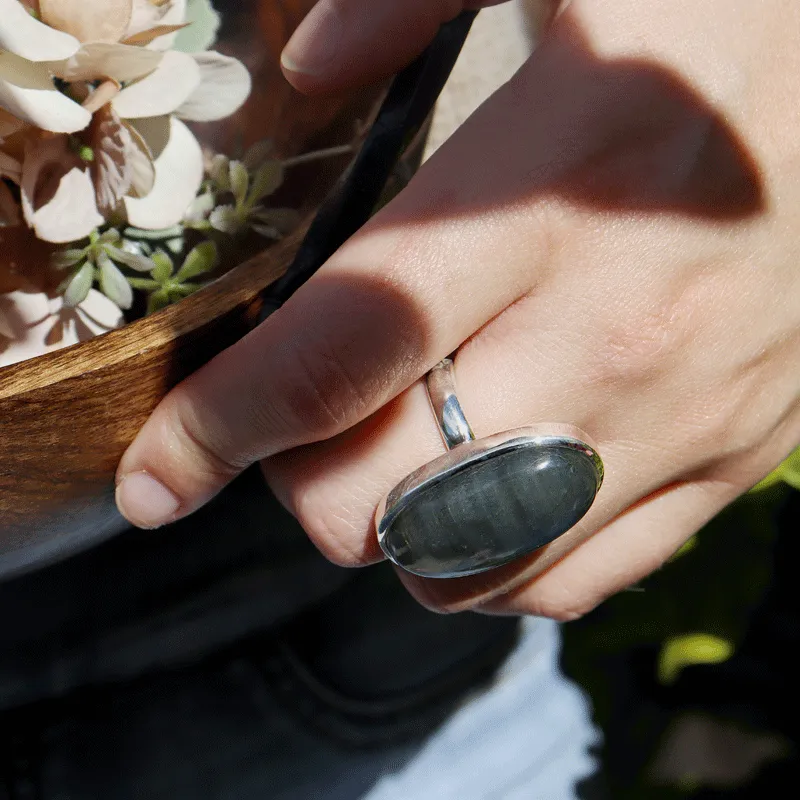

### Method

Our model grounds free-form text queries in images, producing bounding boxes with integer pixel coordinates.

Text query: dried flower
[0,0,251,242]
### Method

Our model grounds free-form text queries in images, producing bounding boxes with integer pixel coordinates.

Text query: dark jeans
[0,469,601,798]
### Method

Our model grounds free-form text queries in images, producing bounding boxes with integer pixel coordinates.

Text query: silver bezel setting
[375,423,604,548]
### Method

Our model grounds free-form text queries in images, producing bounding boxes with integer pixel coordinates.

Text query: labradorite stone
[381,444,600,578]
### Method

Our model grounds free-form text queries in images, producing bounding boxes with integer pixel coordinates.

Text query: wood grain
[0,0,378,578]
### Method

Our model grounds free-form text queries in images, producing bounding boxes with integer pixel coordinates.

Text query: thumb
[281,0,518,94]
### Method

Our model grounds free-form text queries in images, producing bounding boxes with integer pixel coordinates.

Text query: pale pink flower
[0,0,251,242]
[0,287,123,369]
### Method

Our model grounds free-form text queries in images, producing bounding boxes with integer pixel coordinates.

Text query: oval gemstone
[380,443,601,578]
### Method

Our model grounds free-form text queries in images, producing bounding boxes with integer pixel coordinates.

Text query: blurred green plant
[561,480,793,798]
[657,634,734,686]
[750,446,800,492]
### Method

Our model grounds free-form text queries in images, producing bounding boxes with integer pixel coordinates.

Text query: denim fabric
[0,470,602,798]
[1,619,600,799]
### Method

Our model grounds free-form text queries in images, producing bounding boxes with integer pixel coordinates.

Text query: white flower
[126,0,189,49]
[0,287,124,370]
[0,0,251,241]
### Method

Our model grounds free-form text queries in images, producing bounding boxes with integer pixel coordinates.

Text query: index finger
[113,115,543,528]
[280,0,531,94]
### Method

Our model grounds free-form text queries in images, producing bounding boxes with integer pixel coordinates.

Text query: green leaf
[63,263,94,308]
[229,160,249,207]
[98,252,133,310]
[174,0,221,53]
[98,229,121,245]
[185,191,216,222]
[750,446,800,492]
[658,633,734,686]
[783,454,800,490]
[247,160,284,205]
[209,205,239,235]
[104,244,156,273]
[165,237,184,256]
[50,248,87,270]
[176,241,218,283]
[208,154,230,192]
[147,288,171,316]
[123,225,184,241]
[127,277,161,291]
[151,250,174,284]
[170,282,204,297]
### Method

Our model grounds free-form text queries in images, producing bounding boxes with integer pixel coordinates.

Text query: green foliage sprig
[49,139,354,316]
[127,241,218,315]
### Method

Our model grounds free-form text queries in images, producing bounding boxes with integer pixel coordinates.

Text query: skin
[115,0,800,619]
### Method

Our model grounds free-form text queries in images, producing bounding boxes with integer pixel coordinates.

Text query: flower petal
[0,0,81,61]
[39,0,133,44]
[123,120,156,198]
[51,42,163,83]
[126,0,187,50]
[113,50,200,119]
[124,117,202,229]
[87,105,156,213]
[122,23,188,48]
[0,289,123,369]
[128,114,171,159]
[89,105,132,214]
[21,135,104,243]
[0,51,91,133]
[81,79,121,115]
[176,51,251,122]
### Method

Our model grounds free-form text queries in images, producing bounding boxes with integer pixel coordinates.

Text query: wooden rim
[0,220,309,400]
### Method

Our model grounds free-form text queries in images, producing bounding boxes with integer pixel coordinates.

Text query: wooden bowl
[0,0,380,579]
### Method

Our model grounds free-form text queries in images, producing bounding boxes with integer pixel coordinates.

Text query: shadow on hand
[404,13,764,224]
[339,12,766,606]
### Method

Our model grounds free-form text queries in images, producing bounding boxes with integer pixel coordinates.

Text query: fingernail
[281,1,344,76]
[116,471,181,529]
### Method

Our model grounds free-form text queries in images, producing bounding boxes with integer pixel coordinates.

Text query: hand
[115,0,800,619]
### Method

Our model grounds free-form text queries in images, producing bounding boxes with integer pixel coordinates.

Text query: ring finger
[262,291,695,613]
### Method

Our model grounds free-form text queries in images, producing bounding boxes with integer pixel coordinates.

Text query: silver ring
[375,358,604,579]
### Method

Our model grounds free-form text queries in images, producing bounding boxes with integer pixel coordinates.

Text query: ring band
[426,359,475,448]
[376,358,604,579]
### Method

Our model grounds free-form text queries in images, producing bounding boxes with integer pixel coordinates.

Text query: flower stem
[281,145,354,169]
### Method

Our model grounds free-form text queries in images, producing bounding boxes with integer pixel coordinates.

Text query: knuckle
[591,296,691,388]
[166,393,246,480]
[292,484,371,568]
